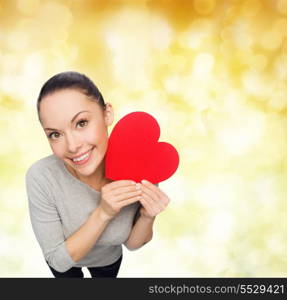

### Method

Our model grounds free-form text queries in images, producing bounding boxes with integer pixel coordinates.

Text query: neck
[65,159,111,190]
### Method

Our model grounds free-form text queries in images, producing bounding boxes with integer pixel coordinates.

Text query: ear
[104,102,114,126]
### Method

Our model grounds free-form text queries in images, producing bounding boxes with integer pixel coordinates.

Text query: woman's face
[39,89,113,178]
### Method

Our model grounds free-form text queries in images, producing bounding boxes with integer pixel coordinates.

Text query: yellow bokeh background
[1,0,287,277]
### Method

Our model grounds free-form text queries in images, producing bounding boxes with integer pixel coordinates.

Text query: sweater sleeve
[25,167,76,273]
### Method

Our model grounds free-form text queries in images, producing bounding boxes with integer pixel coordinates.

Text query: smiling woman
[39,88,112,187]
[25,71,169,278]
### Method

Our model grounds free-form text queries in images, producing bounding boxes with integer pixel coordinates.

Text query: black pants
[46,255,123,278]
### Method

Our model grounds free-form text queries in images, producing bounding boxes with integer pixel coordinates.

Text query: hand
[99,180,142,220]
[138,180,170,219]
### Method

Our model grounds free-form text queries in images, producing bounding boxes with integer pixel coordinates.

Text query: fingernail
[141,179,148,184]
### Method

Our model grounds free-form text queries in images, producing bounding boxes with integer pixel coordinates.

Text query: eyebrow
[44,110,90,132]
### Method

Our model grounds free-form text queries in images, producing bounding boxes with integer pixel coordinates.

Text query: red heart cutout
[105,112,179,184]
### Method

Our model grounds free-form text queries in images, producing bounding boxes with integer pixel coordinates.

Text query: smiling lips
[70,148,93,165]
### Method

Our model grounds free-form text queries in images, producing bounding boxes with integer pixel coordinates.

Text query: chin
[77,164,100,177]
[74,156,104,177]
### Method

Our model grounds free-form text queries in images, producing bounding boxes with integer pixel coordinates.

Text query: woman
[25,71,170,278]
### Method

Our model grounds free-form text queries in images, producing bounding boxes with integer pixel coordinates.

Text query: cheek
[87,127,108,147]
[49,143,64,157]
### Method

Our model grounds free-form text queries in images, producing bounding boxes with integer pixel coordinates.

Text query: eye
[47,119,88,140]
[48,132,60,140]
[76,119,88,128]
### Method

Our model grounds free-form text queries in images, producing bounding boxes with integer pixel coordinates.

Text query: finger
[141,180,163,198]
[105,180,136,191]
[119,195,141,208]
[142,192,165,211]
[114,190,142,202]
[140,184,160,202]
[140,196,156,216]
[141,180,170,205]
[112,183,141,196]
[139,195,151,209]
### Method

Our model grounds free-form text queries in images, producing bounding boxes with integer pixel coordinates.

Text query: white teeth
[72,152,89,162]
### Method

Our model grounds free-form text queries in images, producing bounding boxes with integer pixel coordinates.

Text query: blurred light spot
[151,17,173,50]
[240,0,261,17]
[277,0,287,14]
[17,0,39,15]
[179,19,214,49]
[249,54,267,71]
[217,127,254,155]
[260,30,282,50]
[269,90,287,110]
[37,1,73,43]
[242,70,273,97]
[219,40,233,56]
[6,30,29,51]
[216,111,265,155]
[220,27,233,40]
[207,211,234,242]
[234,32,253,49]
[170,54,187,72]
[106,33,121,51]
[193,0,216,15]
[230,21,253,49]
[255,117,287,166]
[183,78,211,110]
[1,54,19,74]
[274,18,287,36]
[179,31,206,49]
[200,242,229,271]
[274,54,287,79]
[195,175,237,209]
[267,236,284,254]
[23,52,44,79]
[160,176,187,207]
[104,9,153,89]
[192,53,214,79]
[164,75,181,94]
[178,236,195,254]
[253,176,278,206]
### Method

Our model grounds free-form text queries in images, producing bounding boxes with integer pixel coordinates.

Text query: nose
[66,132,82,154]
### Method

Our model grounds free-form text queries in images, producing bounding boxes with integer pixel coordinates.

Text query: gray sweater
[25,154,140,273]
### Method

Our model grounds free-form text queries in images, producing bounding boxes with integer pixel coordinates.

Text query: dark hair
[37,71,106,122]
